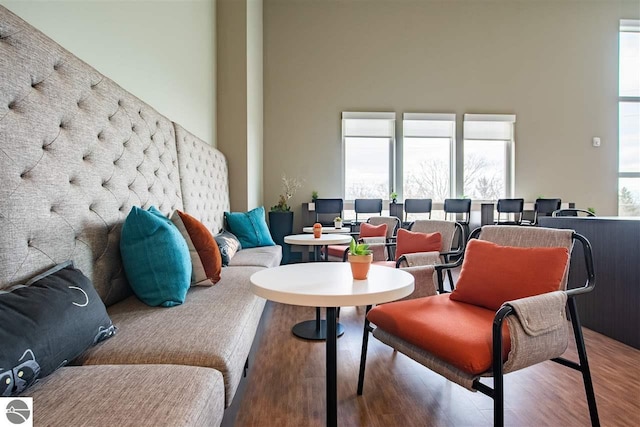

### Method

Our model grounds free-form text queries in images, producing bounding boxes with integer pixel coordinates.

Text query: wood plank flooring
[234,301,640,426]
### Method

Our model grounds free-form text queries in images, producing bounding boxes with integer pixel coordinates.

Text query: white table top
[250,263,415,307]
[284,233,352,246]
[302,226,351,234]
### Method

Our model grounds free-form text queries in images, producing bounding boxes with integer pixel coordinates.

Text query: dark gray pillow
[214,230,242,266]
[0,261,116,396]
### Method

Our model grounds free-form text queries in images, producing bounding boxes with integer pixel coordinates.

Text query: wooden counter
[539,217,640,349]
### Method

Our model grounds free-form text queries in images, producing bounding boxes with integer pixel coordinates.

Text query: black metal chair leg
[568,297,600,427]
[446,269,455,291]
[357,305,373,395]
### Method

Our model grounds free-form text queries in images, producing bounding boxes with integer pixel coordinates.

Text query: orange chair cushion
[372,261,396,268]
[360,222,388,238]
[368,294,510,375]
[395,228,442,261]
[327,244,349,259]
[450,239,569,311]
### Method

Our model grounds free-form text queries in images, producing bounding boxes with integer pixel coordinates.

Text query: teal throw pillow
[120,206,191,307]
[224,206,275,249]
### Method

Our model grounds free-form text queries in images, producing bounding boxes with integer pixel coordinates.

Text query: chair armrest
[565,232,596,298]
[493,291,570,374]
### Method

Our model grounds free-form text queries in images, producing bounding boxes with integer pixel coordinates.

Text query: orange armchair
[357,225,599,427]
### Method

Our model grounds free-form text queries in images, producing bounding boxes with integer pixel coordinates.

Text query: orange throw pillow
[359,222,388,238]
[395,228,442,261]
[171,210,222,285]
[450,239,569,311]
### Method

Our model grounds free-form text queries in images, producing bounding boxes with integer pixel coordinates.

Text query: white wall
[263,0,640,226]
[0,0,217,145]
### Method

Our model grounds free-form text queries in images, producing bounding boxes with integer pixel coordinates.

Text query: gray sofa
[0,6,280,426]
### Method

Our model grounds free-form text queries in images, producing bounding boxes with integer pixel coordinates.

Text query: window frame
[618,19,640,216]
[401,113,456,201]
[341,112,396,202]
[462,114,516,200]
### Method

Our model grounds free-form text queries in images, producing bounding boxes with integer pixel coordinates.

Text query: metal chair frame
[552,208,596,217]
[404,198,432,222]
[495,198,524,225]
[314,198,344,226]
[354,198,383,223]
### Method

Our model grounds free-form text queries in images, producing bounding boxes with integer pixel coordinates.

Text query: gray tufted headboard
[0,6,229,306]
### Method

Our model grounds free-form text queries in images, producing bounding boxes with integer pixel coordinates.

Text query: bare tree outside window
[344,137,390,200]
[403,137,450,200]
[464,141,506,200]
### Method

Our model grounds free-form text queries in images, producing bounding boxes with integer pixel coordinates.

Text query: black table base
[292,307,345,340]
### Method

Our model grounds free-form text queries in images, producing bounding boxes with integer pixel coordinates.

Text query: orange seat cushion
[395,228,442,261]
[360,222,388,238]
[368,294,510,375]
[327,244,349,259]
[450,239,569,311]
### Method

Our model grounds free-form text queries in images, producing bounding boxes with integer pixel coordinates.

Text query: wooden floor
[234,300,640,427]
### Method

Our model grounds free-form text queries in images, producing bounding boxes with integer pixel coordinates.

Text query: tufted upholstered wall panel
[0,6,184,305]
[175,123,230,235]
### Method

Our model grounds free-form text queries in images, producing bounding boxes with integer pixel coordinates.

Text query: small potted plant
[390,191,398,204]
[269,174,303,264]
[309,190,318,210]
[334,216,343,229]
[347,238,373,280]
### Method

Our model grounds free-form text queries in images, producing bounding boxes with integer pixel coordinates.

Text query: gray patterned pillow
[0,261,116,396]
[214,231,242,266]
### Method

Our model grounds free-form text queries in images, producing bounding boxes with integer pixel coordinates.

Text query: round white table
[302,226,352,234]
[284,233,352,262]
[250,263,414,427]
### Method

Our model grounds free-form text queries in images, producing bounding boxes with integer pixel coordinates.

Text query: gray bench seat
[76,266,266,407]
[24,365,225,427]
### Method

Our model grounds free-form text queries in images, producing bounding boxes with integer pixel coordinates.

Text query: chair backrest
[552,208,595,217]
[534,198,561,223]
[404,198,432,221]
[315,198,343,225]
[476,225,574,290]
[496,198,524,224]
[355,199,383,222]
[408,220,459,253]
[368,216,400,239]
[443,198,471,224]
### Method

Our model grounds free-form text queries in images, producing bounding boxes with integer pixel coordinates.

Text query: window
[619,20,640,216]
[402,113,455,201]
[463,114,515,200]
[342,112,395,200]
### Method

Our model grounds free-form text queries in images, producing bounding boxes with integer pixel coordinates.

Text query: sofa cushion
[76,266,267,407]
[0,261,116,396]
[450,239,569,311]
[24,365,224,427]
[224,206,275,249]
[228,246,283,268]
[214,230,242,266]
[171,210,222,285]
[120,206,192,307]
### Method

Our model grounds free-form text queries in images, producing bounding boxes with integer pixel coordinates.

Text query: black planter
[268,211,293,264]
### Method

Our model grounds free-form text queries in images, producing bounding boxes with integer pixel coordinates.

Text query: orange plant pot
[348,253,373,280]
[313,223,322,238]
